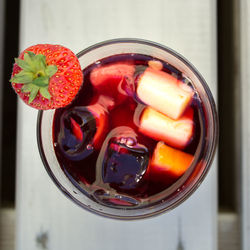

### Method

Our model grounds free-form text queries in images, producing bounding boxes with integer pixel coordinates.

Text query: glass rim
[37,38,219,220]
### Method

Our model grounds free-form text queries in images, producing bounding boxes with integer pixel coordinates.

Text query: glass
[37,38,218,219]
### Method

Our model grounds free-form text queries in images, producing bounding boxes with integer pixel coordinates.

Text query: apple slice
[150,141,194,178]
[90,62,135,93]
[136,67,193,120]
[90,62,135,106]
[148,60,163,70]
[139,107,194,149]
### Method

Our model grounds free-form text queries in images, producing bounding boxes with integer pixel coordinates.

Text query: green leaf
[45,65,58,77]
[15,58,33,72]
[27,51,36,58]
[24,52,33,66]
[10,71,33,83]
[24,52,46,73]
[34,54,46,70]
[12,51,58,93]
[28,85,39,104]
[39,87,51,99]
[23,53,37,72]
[21,83,33,93]
[33,76,49,87]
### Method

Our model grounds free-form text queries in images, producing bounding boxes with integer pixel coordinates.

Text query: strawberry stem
[10,51,58,103]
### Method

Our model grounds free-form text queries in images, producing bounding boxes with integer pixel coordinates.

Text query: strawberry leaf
[28,85,39,104]
[33,76,49,87]
[40,87,51,99]
[11,50,58,102]
[23,53,36,71]
[45,65,58,77]
[10,71,33,83]
[21,83,33,93]
[34,54,46,71]
[15,58,34,72]
[27,51,36,58]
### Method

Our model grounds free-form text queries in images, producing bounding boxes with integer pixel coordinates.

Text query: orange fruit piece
[151,142,194,178]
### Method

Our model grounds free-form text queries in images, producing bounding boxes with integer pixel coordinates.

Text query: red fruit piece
[10,44,83,110]
[149,142,194,181]
[108,198,133,206]
[90,62,135,103]
[88,105,108,149]
[88,95,112,149]
[70,117,83,141]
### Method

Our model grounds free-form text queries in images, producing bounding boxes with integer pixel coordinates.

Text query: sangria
[37,39,218,219]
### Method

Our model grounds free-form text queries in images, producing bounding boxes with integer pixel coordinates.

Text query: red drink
[37,39,218,219]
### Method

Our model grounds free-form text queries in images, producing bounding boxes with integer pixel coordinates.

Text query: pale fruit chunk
[148,60,163,70]
[151,141,194,178]
[136,67,194,120]
[139,107,194,149]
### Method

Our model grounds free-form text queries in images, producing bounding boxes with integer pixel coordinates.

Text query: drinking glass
[37,38,218,219]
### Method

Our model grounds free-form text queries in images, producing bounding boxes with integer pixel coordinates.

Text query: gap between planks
[0,207,16,250]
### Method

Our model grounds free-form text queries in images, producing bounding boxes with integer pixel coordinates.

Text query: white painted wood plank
[3,210,241,250]
[16,0,217,250]
[240,0,250,249]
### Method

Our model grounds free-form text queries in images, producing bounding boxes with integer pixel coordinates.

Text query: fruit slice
[70,117,83,141]
[150,141,194,178]
[90,62,135,103]
[90,62,135,88]
[136,67,193,120]
[81,95,113,149]
[148,60,163,70]
[139,107,194,149]
[88,105,108,149]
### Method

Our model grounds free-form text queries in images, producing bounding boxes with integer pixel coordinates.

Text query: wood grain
[0,209,241,250]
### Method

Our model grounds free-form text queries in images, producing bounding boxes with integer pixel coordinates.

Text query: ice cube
[57,106,97,161]
[101,136,149,191]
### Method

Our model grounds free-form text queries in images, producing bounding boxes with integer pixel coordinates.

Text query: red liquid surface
[53,54,204,207]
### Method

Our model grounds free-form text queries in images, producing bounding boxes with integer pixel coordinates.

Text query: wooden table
[16,0,218,249]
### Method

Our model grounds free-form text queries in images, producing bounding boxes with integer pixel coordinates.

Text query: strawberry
[10,44,83,110]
